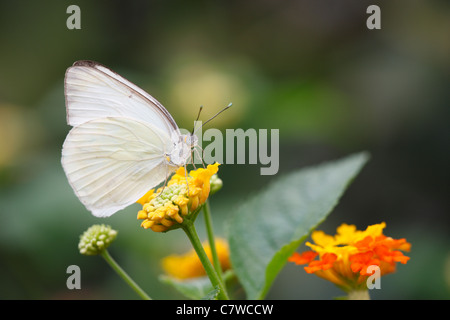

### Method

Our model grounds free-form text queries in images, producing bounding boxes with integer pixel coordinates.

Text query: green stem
[347,289,370,300]
[202,200,224,282]
[182,220,229,300]
[101,249,152,300]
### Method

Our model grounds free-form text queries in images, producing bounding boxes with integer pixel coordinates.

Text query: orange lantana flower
[289,222,411,292]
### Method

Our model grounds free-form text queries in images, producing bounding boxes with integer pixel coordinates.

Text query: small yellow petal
[311,230,335,247]
[150,224,168,232]
[143,203,154,213]
[160,218,175,227]
[136,189,154,205]
[137,210,148,220]
[141,220,154,229]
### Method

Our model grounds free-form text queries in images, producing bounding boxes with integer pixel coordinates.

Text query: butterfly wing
[64,60,179,135]
[61,116,175,217]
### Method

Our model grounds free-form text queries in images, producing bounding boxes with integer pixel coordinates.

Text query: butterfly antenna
[191,105,204,136]
[193,102,232,136]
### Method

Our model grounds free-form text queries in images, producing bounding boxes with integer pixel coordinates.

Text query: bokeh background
[0,0,448,299]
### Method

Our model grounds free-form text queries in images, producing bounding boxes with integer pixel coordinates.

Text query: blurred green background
[0,0,449,299]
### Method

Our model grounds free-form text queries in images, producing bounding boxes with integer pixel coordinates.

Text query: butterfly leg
[183,162,190,195]
[194,145,206,168]
[190,149,197,170]
[154,165,170,199]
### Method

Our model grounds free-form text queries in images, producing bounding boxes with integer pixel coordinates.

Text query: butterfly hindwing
[61,116,175,217]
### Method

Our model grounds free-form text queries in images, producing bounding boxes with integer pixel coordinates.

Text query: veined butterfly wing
[62,61,188,217]
[65,60,178,134]
[62,117,175,217]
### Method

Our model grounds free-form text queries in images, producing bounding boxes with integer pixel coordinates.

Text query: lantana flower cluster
[137,163,220,232]
[289,222,411,292]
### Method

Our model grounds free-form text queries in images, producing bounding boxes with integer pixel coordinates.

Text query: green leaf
[226,152,369,299]
[159,275,213,300]
[159,270,234,300]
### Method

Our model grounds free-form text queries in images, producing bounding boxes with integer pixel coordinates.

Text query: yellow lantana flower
[289,222,411,292]
[161,238,231,279]
[137,163,220,232]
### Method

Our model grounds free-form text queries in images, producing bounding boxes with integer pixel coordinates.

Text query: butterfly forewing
[65,60,179,134]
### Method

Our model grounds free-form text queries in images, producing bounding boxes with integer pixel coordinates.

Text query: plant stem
[101,249,152,300]
[347,289,370,300]
[202,200,224,282]
[182,220,229,300]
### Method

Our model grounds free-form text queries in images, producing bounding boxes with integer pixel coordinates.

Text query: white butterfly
[61,60,197,218]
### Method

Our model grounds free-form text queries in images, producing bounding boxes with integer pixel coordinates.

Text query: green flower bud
[210,174,223,195]
[150,184,187,209]
[78,224,118,255]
